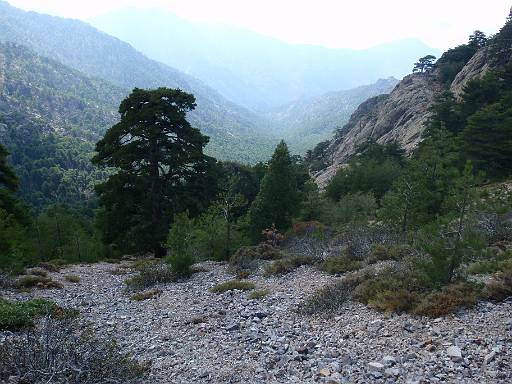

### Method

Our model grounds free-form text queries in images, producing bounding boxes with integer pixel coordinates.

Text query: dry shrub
[367,244,412,264]
[413,282,480,317]
[249,289,271,300]
[369,289,420,313]
[125,263,175,291]
[298,273,364,315]
[0,316,147,383]
[292,221,326,235]
[37,262,60,272]
[25,268,48,277]
[16,275,63,290]
[65,275,81,283]
[321,255,362,275]
[130,289,162,301]
[484,269,512,302]
[229,243,283,274]
[210,280,255,293]
[264,255,316,276]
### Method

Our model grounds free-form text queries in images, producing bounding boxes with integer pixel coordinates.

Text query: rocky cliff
[314,45,498,188]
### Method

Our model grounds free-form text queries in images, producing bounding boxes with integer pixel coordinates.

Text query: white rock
[446,346,463,362]
[368,362,385,372]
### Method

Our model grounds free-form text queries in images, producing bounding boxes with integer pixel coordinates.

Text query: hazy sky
[5,0,511,50]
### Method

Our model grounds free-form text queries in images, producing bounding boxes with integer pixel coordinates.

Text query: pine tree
[249,141,299,240]
[93,88,218,256]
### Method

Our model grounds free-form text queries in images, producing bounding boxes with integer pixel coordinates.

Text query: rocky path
[4,261,512,383]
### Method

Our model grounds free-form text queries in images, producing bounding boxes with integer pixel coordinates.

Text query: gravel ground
[3,261,512,383]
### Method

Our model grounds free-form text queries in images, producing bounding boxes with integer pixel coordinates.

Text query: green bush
[413,282,480,317]
[466,251,512,275]
[0,299,58,330]
[321,255,363,275]
[321,192,377,226]
[166,212,195,277]
[64,275,80,283]
[210,280,255,293]
[265,255,316,275]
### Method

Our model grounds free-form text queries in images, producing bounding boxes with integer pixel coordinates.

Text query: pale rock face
[314,46,494,189]
[450,48,492,99]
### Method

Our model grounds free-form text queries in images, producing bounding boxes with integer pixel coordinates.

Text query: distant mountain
[90,8,440,110]
[0,0,274,163]
[267,77,399,153]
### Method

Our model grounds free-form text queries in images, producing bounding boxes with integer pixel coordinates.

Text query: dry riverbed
[3,261,512,383]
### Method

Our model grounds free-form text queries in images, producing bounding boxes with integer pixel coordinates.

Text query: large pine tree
[249,141,299,240]
[93,88,218,256]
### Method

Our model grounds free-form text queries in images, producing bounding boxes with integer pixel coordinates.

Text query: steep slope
[0,43,120,210]
[314,40,507,187]
[268,78,399,153]
[0,0,274,162]
[0,43,123,140]
[89,8,440,110]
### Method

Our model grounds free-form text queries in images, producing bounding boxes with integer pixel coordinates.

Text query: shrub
[249,289,271,300]
[229,243,283,274]
[37,262,60,272]
[321,192,377,226]
[413,282,480,317]
[484,269,512,302]
[130,289,162,301]
[166,212,195,277]
[265,255,316,275]
[65,275,81,283]
[291,221,326,236]
[25,268,48,277]
[125,263,175,291]
[210,280,255,293]
[16,275,63,289]
[0,299,60,330]
[132,258,159,272]
[321,255,363,275]
[354,268,430,305]
[0,317,146,383]
[368,289,420,313]
[298,274,364,315]
[367,244,411,264]
[466,251,512,275]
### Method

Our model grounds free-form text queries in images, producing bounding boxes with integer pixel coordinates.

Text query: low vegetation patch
[484,269,512,302]
[466,251,512,275]
[298,274,364,315]
[25,267,48,277]
[65,275,80,283]
[210,280,255,293]
[125,263,176,291]
[265,255,316,275]
[321,255,363,275]
[413,282,481,317]
[15,275,63,289]
[0,317,147,383]
[249,289,271,300]
[367,244,411,264]
[130,289,162,301]
[229,244,284,275]
[0,299,72,331]
[37,262,60,272]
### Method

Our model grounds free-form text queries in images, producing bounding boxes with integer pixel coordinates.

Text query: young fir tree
[93,88,218,257]
[249,141,299,241]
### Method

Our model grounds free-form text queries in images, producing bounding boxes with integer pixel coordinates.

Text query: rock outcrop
[314,46,497,188]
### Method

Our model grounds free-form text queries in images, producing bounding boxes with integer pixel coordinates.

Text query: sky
[5,0,512,50]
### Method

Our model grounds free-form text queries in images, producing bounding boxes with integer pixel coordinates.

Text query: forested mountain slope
[0,43,119,210]
[0,0,274,162]
[267,77,398,153]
